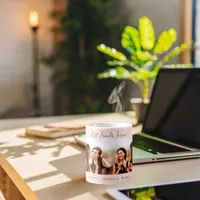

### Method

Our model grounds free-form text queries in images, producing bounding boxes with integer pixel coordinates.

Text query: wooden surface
[1,114,200,200]
[180,0,193,64]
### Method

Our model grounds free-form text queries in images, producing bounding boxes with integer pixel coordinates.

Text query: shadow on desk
[0,134,73,159]
[34,153,110,200]
[50,151,85,179]
[35,178,111,200]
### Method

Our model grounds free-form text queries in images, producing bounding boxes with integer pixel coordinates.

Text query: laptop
[75,68,200,164]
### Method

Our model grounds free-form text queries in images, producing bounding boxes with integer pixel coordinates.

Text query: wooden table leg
[0,166,25,200]
[0,166,7,200]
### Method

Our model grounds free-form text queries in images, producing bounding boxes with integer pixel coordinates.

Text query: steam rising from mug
[108,81,126,113]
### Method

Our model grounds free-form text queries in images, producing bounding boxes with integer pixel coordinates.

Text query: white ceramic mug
[85,122,132,184]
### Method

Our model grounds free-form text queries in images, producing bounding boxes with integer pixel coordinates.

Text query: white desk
[0,114,200,200]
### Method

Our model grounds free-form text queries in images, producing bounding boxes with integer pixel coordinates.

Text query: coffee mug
[85,122,132,184]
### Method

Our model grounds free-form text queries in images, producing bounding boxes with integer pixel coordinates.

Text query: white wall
[0,0,53,116]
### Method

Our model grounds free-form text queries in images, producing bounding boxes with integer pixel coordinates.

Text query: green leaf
[121,26,141,54]
[136,68,157,80]
[153,28,177,54]
[130,50,156,67]
[97,44,127,61]
[163,64,193,68]
[98,66,156,82]
[107,60,126,66]
[135,51,155,62]
[97,67,146,88]
[139,16,155,50]
[130,54,141,66]
[107,60,140,71]
[97,66,132,79]
[153,42,192,71]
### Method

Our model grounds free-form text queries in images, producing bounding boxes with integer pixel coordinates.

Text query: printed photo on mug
[85,122,133,184]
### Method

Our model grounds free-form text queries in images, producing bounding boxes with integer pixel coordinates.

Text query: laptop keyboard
[133,134,189,154]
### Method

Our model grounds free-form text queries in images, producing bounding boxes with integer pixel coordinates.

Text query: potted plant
[96,16,192,122]
[43,0,120,115]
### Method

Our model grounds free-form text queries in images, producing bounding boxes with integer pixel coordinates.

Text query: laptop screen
[142,68,200,149]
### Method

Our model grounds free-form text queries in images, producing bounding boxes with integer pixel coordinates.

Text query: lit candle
[29,11,39,28]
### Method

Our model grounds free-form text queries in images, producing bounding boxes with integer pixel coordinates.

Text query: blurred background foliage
[44,0,124,115]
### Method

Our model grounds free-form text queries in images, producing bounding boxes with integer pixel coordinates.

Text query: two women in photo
[86,143,132,175]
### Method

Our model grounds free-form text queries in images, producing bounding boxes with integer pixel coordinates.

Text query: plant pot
[130,98,150,123]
